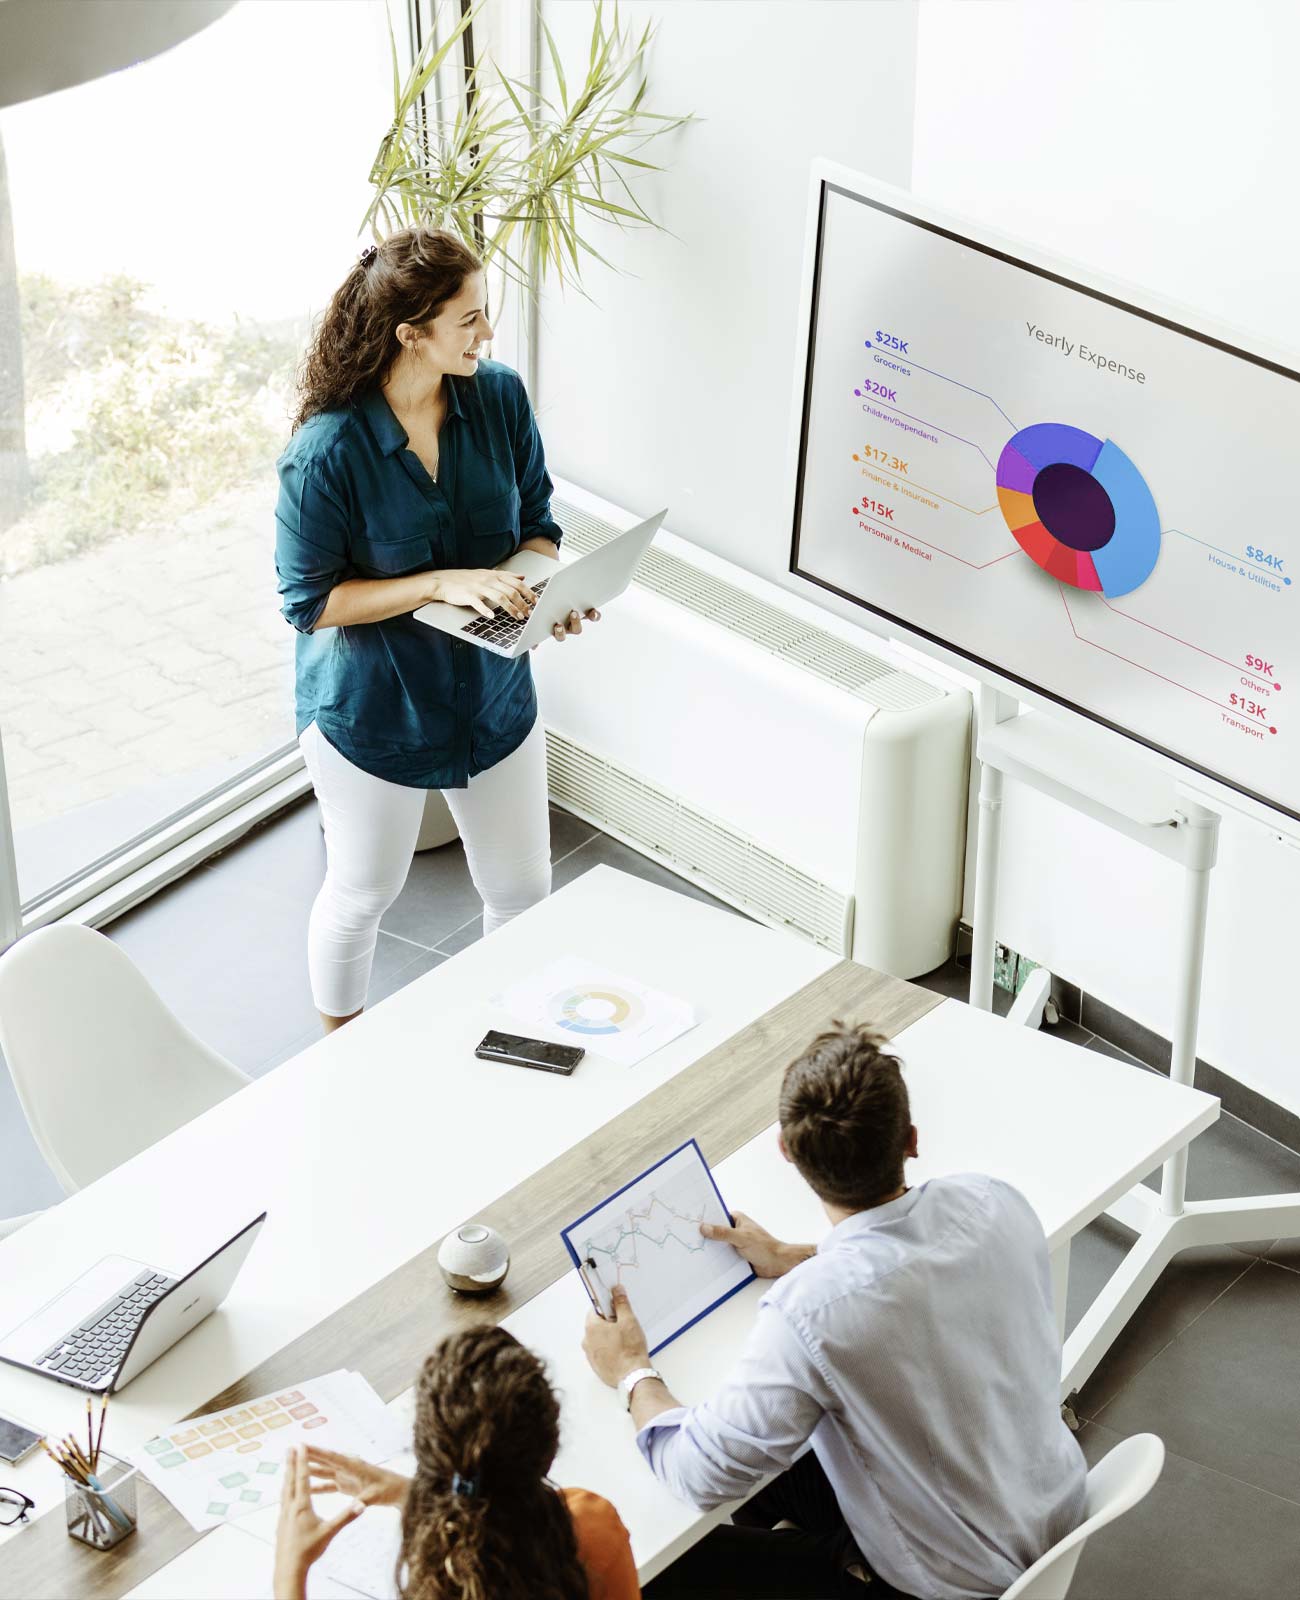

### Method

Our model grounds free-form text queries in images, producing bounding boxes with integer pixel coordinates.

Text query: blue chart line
[1164,527,1291,588]
[865,342,1017,430]
[584,1193,706,1273]
[1163,526,1236,561]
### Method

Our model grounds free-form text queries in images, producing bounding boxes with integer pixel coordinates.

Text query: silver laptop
[0,1214,266,1394]
[414,509,667,657]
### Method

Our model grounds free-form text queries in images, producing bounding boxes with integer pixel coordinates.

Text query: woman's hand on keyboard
[429,568,537,619]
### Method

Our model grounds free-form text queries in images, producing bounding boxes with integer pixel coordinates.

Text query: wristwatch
[618,1366,662,1411]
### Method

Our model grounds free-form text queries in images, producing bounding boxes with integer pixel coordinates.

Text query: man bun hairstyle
[779,1021,911,1210]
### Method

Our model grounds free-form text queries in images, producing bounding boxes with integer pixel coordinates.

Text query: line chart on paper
[562,1140,755,1355]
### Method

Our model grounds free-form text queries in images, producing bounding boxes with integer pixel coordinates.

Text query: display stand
[969,686,1300,1402]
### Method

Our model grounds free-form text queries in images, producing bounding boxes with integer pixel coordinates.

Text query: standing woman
[275,227,596,1032]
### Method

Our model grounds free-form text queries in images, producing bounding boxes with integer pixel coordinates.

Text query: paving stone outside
[0,470,296,828]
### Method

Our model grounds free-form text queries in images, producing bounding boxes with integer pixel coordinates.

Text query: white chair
[0,924,250,1194]
[0,1209,44,1240]
[1002,1433,1165,1599]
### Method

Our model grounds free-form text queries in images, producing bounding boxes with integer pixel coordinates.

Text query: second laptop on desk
[0,1215,266,1395]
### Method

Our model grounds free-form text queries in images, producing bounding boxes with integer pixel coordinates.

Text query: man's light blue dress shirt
[637,1173,1087,1600]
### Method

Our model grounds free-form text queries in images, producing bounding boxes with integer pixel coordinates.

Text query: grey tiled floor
[3,798,1300,1597]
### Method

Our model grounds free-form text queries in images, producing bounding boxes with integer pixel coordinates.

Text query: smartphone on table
[474,1030,585,1076]
[0,1411,44,1465]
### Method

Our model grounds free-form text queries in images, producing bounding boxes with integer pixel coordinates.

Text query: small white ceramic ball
[437,1223,510,1295]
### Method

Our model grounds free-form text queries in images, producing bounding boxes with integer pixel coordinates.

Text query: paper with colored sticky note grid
[130,1370,407,1532]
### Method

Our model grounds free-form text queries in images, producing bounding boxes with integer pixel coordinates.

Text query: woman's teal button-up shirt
[274,359,564,788]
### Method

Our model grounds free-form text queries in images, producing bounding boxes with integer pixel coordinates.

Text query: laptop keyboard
[459,576,551,649]
[38,1270,176,1386]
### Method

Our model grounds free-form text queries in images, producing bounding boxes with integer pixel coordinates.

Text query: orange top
[562,1487,641,1599]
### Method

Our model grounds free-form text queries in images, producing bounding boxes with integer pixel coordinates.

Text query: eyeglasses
[0,1486,35,1525]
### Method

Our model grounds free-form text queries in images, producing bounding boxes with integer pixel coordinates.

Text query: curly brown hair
[292,226,486,431]
[397,1326,590,1600]
[779,1021,912,1210]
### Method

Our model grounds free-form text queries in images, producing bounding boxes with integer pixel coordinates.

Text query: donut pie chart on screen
[996,423,1160,597]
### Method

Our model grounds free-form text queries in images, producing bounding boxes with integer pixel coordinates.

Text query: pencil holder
[64,1452,137,1550]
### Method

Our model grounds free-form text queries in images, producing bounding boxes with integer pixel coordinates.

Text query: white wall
[533,0,918,575]
[912,0,1300,1114]
[533,0,1300,1118]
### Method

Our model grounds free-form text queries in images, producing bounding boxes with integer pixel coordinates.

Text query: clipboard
[561,1138,756,1356]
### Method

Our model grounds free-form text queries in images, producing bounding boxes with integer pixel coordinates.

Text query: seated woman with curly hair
[273,1325,640,1600]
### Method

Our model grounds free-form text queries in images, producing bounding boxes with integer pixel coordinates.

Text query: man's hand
[273,1445,365,1600]
[702,1211,814,1279]
[582,1283,650,1386]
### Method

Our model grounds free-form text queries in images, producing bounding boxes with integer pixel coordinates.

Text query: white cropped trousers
[299,720,552,1017]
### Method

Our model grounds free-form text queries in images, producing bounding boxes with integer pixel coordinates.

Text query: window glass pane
[0,0,393,905]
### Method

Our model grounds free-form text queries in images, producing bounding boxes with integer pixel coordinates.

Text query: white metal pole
[969,758,1003,1012]
[0,726,22,951]
[525,0,542,407]
[1159,806,1219,1216]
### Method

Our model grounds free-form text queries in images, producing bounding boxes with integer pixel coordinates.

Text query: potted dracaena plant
[362,0,697,353]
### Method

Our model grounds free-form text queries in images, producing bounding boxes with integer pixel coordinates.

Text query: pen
[580,1256,614,1319]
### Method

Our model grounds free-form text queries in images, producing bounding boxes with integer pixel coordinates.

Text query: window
[0,0,395,914]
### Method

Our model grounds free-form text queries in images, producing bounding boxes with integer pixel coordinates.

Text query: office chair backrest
[0,923,249,1193]
[1001,1433,1165,1600]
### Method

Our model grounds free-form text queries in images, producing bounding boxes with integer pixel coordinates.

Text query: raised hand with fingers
[305,1444,410,1509]
[273,1443,367,1600]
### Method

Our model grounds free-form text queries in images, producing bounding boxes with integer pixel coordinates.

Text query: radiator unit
[534,485,972,979]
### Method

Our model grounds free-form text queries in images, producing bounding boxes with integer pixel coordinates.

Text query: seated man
[581,1021,1087,1600]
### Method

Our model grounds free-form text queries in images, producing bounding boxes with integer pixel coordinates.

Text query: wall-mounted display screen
[791,180,1299,823]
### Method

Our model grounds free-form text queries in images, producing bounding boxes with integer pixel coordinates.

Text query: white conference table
[0,865,1217,1596]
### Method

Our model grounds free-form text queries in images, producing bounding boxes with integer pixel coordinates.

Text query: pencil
[39,1438,75,1477]
[94,1393,108,1473]
[86,1396,93,1470]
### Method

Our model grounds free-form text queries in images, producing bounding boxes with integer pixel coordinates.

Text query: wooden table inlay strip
[1,959,939,1599]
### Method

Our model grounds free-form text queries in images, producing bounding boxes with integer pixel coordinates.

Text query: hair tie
[451,1472,478,1498]
[359,244,378,268]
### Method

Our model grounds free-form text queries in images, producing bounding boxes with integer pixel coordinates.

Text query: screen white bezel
[784,159,1300,839]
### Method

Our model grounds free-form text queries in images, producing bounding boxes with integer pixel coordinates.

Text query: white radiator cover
[535,483,972,978]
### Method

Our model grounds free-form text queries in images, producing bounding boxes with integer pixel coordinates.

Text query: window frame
[0,0,479,949]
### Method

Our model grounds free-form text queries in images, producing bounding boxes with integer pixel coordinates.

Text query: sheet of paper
[495,956,697,1066]
[131,1370,408,1533]
[123,1521,368,1599]
[313,1504,405,1600]
[236,1444,415,1600]
[561,1139,754,1354]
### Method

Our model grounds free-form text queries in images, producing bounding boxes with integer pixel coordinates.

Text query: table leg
[1049,1238,1070,1346]
[969,760,1003,1012]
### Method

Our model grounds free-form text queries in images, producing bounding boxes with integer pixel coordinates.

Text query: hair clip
[451,1471,478,1498]
[359,244,378,268]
